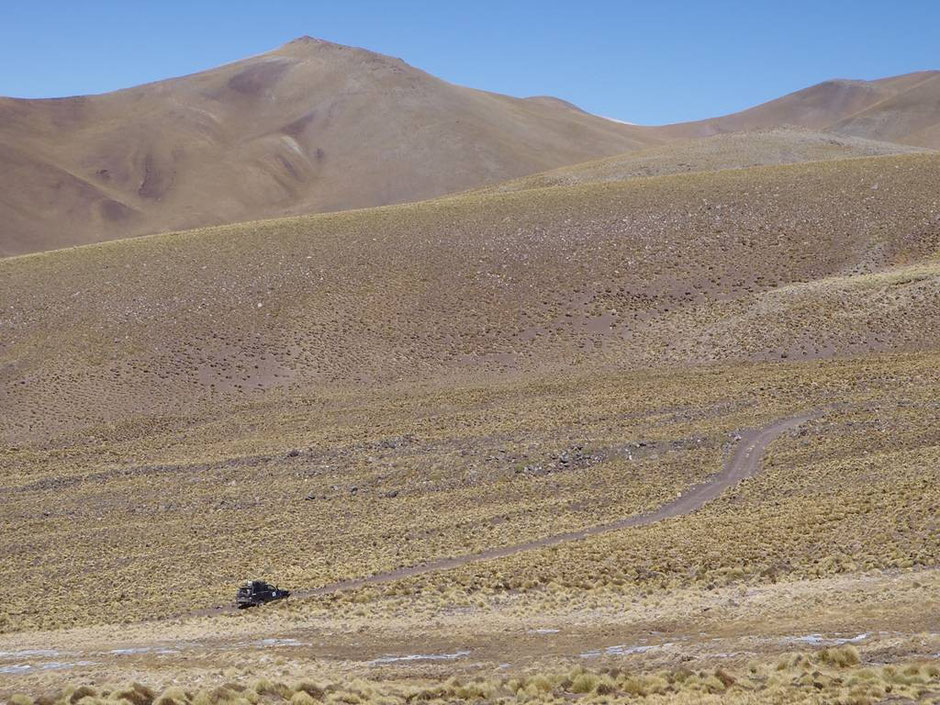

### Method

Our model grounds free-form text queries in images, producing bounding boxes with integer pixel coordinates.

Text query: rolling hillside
[0,149,937,653]
[2,152,938,443]
[473,128,928,193]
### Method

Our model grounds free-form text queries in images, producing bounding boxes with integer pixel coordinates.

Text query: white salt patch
[40,661,97,671]
[581,644,668,658]
[109,647,180,655]
[371,650,470,664]
[0,649,61,659]
[256,638,307,648]
[789,633,868,646]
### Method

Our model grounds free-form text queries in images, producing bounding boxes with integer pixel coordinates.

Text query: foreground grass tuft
[16,652,940,705]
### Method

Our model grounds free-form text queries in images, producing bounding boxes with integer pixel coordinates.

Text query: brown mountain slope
[829,72,940,147]
[660,71,940,141]
[2,37,938,258]
[1,152,938,443]
[473,128,928,194]
[0,37,660,257]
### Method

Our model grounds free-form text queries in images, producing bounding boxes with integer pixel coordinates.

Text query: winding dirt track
[291,410,818,600]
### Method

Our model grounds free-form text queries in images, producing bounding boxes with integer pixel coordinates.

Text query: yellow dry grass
[9,650,940,705]
[0,148,938,699]
[1,351,938,633]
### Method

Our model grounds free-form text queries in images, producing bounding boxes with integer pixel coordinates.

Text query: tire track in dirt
[290,410,819,600]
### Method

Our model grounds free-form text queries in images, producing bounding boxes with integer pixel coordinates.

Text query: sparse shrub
[193,687,238,705]
[69,687,97,705]
[291,683,324,701]
[289,693,317,705]
[644,675,670,695]
[592,676,617,695]
[113,684,155,705]
[250,681,273,696]
[701,674,727,693]
[154,687,189,705]
[570,673,598,694]
[818,644,861,667]
[524,675,553,695]
[619,676,646,696]
[9,695,34,705]
[847,667,879,684]
[254,682,290,700]
[777,652,810,670]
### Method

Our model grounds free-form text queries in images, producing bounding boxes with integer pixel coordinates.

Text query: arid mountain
[0,37,937,257]
[660,71,940,142]
[472,128,927,194]
[829,72,940,147]
[0,37,659,257]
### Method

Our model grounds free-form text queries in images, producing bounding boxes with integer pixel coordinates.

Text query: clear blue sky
[1,0,937,125]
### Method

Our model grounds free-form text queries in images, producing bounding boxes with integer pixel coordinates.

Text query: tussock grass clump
[289,693,317,705]
[818,644,861,667]
[112,684,155,705]
[191,686,242,705]
[19,657,940,705]
[251,682,289,700]
[592,675,618,695]
[570,673,599,693]
[68,688,98,705]
[153,687,190,705]
[452,682,494,701]
[291,682,324,700]
[519,675,554,695]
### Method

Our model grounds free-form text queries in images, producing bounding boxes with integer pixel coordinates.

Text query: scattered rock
[378,435,415,449]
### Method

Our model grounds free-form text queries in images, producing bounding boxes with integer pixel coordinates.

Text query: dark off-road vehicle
[236,580,290,608]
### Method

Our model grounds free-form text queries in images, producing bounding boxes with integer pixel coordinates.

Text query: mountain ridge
[0,37,937,257]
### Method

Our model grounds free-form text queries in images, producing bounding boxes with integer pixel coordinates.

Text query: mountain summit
[0,37,658,256]
[0,38,936,256]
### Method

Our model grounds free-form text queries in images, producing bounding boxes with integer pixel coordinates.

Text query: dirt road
[6,408,880,687]
[293,410,819,599]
